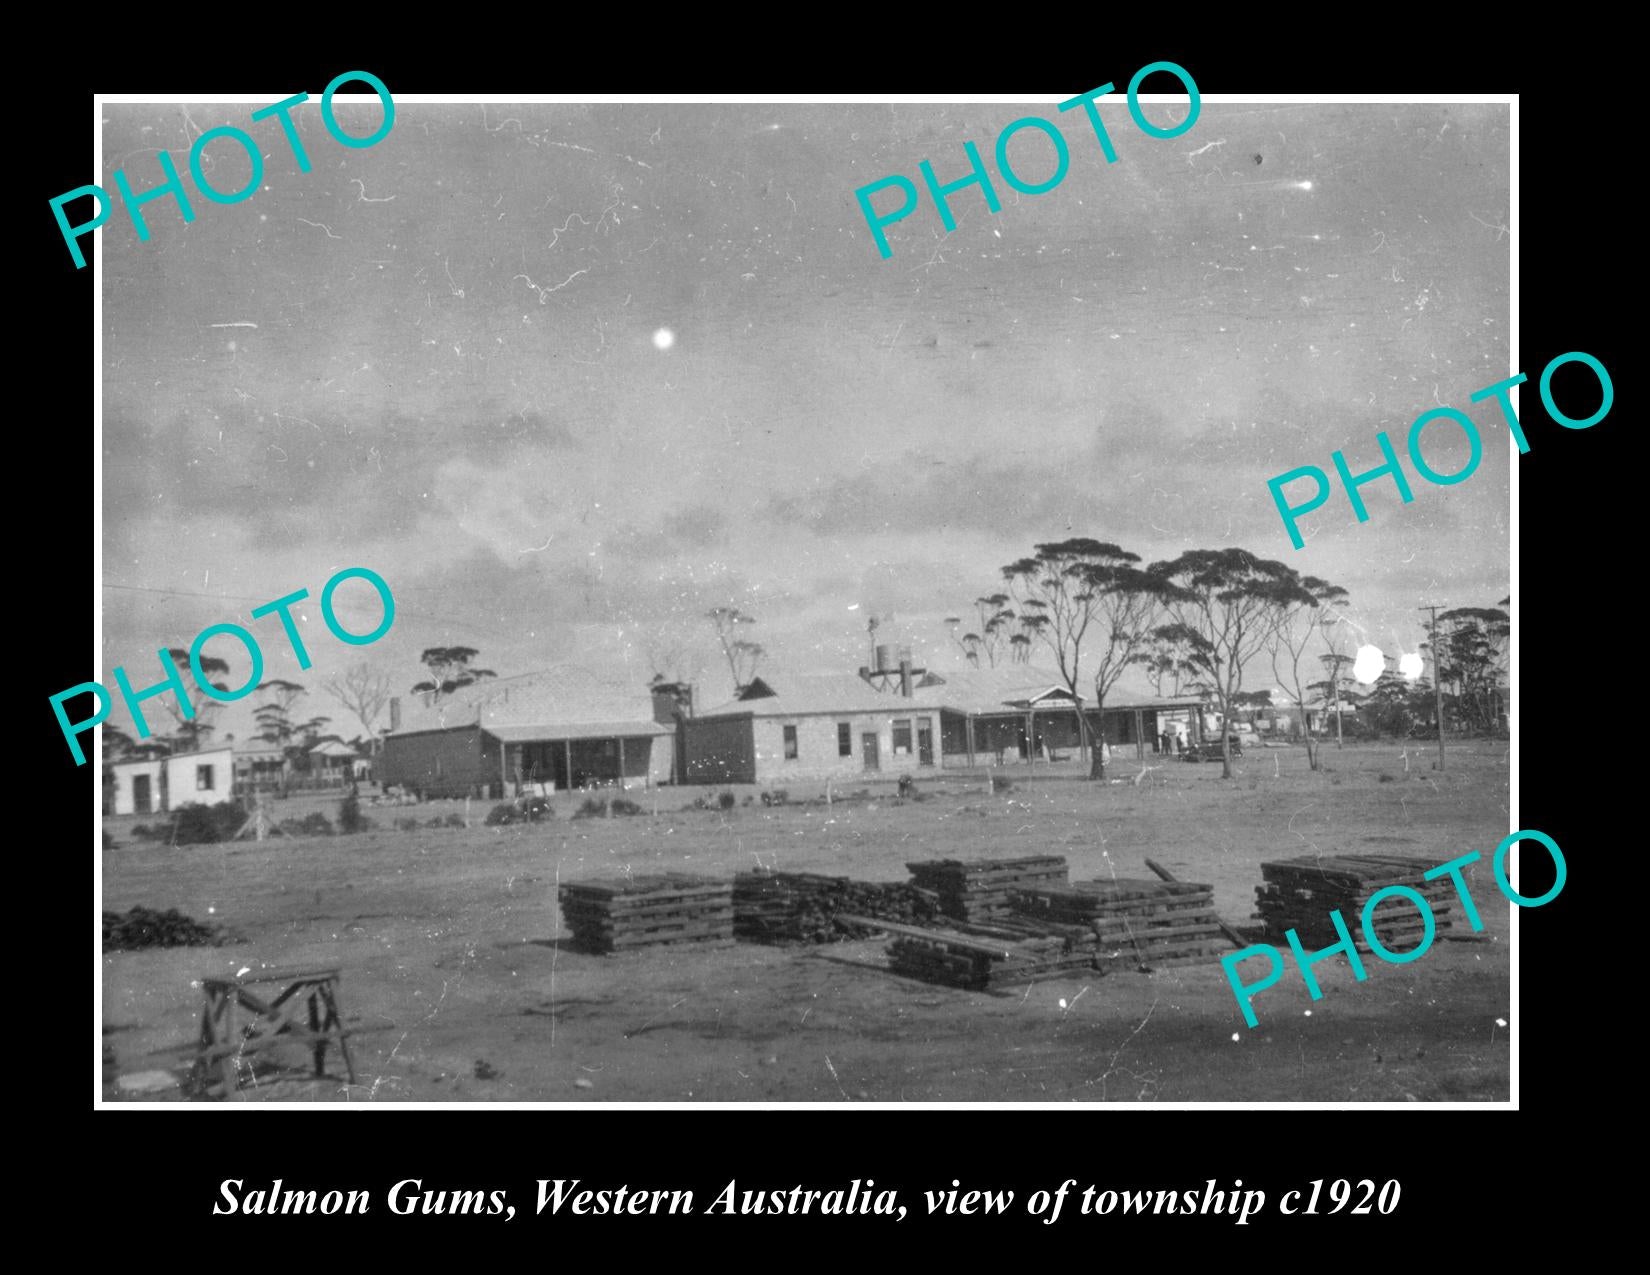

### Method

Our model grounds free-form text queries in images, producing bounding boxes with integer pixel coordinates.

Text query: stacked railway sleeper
[558,874,734,954]
[1253,854,1460,953]
[865,913,1098,991]
[1013,878,1230,971]
[906,856,1069,922]
[732,871,936,944]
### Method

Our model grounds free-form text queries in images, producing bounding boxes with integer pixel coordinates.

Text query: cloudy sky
[100,97,1509,737]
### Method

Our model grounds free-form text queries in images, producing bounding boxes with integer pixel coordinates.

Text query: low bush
[991,775,1014,793]
[337,793,373,835]
[486,797,555,826]
[129,824,158,841]
[1377,772,1397,784]
[280,812,335,838]
[718,791,737,811]
[574,795,646,819]
[172,800,248,846]
[396,817,423,832]
[760,789,789,807]
[443,813,467,829]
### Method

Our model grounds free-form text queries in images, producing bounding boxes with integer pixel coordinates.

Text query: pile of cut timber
[867,914,1095,990]
[906,856,1068,922]
[1254,854,1457,952]
[558,874,734,954]
[1013,878,1230,971]
[732,871,934,944]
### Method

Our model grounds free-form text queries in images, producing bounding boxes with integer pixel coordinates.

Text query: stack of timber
[856,914,1096,990]
[905,856,1069,923]
[1253,854,1457,953]
[732,871,935,944]
[1012,878,1231,971]
[558,874,734,954]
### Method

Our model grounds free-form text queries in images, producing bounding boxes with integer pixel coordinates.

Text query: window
[783,725,799,760]
[196,764,214,791]
[892,719,913,756]
[837,722,852,757]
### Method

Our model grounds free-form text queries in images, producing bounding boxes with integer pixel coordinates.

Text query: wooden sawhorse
[195,966,356,1097]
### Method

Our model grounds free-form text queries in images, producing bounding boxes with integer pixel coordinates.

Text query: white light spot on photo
[1353,644,1385,685]
[653,328,675,351]
[1398,652,1424,680]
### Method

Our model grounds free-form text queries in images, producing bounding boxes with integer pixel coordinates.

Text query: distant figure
[898,775,915,799]
[1158,730,1169,756]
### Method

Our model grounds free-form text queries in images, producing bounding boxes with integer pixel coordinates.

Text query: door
[917,720,934,766]
[861,732,880,771]
[133,774,152,815]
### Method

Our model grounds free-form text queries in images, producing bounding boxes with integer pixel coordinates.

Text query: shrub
[761,789,789,807]
[718,791,737,811]
[575,795,646,819]
[443,813,467,829]
[397,817,423,833]
[485,797,554,826]
[991,775,1014,793]
[129,824,157,841]
[280,812,335,838]
[338,793,372,835]
[172,800,248,846]
[1378,772,1397,784]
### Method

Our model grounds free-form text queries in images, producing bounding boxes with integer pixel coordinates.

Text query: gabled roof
[388,666,661,738]
[109,744,234,771]
[702,671,925,718]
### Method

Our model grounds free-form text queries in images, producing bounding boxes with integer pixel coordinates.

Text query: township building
[378,667,674,799]
[680,657,1207,785]
[108,746,236,816]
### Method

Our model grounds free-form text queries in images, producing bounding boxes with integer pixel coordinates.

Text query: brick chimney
[899,657,913,698]
[388,696,401,733]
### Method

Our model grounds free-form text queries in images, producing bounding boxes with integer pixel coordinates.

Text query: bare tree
[944,593,1017,667]
[323,661,393,741]
[1267,577,1350,771]
[159,647,230,751]
[1137,627,1207,698]
[706,607,764,692]
[1151,548,1317,780]
[412,647,497,702]
[1001,539,1163,777]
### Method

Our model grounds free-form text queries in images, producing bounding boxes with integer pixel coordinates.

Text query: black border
[40,32,1607,1244]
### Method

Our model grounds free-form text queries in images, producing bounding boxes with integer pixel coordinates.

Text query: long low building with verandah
[678,660,1209,785]
[378,667,675,800]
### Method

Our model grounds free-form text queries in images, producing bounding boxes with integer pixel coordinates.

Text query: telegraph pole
[1420,605,1446,772]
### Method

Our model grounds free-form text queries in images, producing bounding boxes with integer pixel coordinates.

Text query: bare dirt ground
[100,742,1512,1103]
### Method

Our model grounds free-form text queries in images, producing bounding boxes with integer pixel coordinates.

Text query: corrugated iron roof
[486,720,672,743]
[389,665,662,738]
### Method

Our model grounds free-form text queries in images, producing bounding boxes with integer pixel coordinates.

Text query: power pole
[1420,605,1446,772]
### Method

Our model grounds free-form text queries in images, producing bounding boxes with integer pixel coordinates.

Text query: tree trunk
[1089,691,1107,780]
[1219,701,1234,779]
[1305,734,1318,771]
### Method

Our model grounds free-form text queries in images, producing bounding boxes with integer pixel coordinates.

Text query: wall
[111,759,165,816]
[682,715,757,785]
[748,710,940,784]
[166,750,235,807]
[380,726,502,799]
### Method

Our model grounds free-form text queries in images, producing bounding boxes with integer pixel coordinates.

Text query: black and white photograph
[90,89,1515,1107]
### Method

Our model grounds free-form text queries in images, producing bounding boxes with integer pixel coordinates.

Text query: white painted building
[109,746,235,816]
